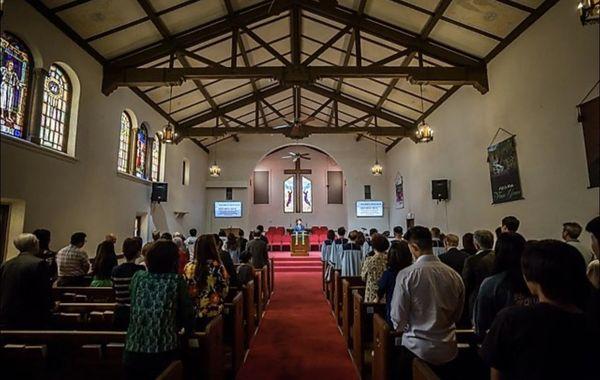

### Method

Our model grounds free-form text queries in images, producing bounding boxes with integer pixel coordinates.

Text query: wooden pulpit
[291,232,310,256]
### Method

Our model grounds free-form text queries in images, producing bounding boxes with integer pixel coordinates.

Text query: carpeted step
[275,266,322,273]
[275,262,321,268]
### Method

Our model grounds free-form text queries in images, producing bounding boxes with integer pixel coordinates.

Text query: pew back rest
[53,287,115,302]
[157,360,183,380]
[413,358,440,380]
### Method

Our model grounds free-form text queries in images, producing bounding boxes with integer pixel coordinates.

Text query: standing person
[33,228,57,281]
[461,233,477,256]
[390,226,465,378]
[56,232,90,286]
[90,240,118,287]
[363,228,378,257]
[500,216,520,233]
[237,251,254,286]
[361,234,390,302]
[321,229,336,264]
[431,227,445,256]
[377,241,412,325]
[0,234,53,329]
[184,235,229,329]
[185,229,198,262]
[473,233,536,337]
[340,231,363,277]
[392,226,404,243]
[256,225,269,246]
[293,218,305,233]
[562,222,595,265]
[112,238,146,330]
[438,234,469,275]
[584,216,600,331]
[462,230,495,321]
[172,237,189,274]
[214,234,239,287]
[124,240,194,380]
[246,230,269,269]
[238,229,248,252]
[226,233,241,264]
[480,240,595,380]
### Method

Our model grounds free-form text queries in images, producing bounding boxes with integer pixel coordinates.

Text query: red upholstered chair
[267,226,277,234]
[318,232,328,244]
[270,233,283,251]
[265,232,274,249]
[280,234,291,251]
[309,233,321,251]
[310,226,319,234]
[276,227,285,235]
[319,226,328,232]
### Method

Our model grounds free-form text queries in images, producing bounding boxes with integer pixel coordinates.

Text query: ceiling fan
[282,151,311,162]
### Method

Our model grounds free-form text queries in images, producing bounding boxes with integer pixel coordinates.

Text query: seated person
[361,234,390,303]
[112,238,145,330]
[237,251,254,286]
[124,240,193,380]
[90,240,118,287]
[377,240,413,325]
[0,233,53,329]
[184,235,229,330]
[340,230,363,277]
[56,232,90,286]
[391,226,465,379]
[480,240,596,380]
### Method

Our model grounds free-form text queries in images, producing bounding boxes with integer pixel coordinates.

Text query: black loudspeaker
[364,185,372,200]
[152,182,168,202]
[432,180,449,200]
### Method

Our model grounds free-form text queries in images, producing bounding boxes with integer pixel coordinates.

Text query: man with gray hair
[562,222,595,265]
[462,230,495,321]
[0,233,53,328]
[439,234,469,275]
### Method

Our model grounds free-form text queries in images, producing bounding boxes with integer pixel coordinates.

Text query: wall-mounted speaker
[152,182,168,203]
[364,185,372,200]
[432,180,449,200]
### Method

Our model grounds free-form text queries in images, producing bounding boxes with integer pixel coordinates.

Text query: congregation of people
[321,215,600,379]
[0,226,270,379]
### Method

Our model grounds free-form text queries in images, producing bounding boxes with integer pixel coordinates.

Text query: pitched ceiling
[28,0,558,151]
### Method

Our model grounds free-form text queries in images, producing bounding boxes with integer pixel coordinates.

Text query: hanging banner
[395,173,404,209]
[487,136,524,204]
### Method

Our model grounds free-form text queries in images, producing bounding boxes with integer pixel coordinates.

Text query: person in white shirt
[431,227,445,256]
[562,222,595,265]
[184,228,198,262]
[391,226,465,378]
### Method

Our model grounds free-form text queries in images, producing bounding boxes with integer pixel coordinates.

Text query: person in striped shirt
[56,232,90,286]
[111,237,145,330]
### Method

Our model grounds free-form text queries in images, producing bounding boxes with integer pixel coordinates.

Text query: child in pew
[111,237,145,330]
[124,239,194,380]
[237,251,254,286]
[377,240,413,326]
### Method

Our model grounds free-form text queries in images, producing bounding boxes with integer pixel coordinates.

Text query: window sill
[117,171,152,186]
[1,134,78,163]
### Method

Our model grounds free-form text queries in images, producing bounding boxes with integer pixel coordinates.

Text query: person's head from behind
[585,216,600,257]
[430,227,441,238]
[160,232,173,241]
[405,226,433,259]
[369,228,378,238]
[327,229,336,242]
[371,233,390,254]
[239,229,245,238]
[562,222,582,242]
[444,234,459,250]
[122,238,140,262]
[356,231,366,246]
[71,232,87,248]
[172,236,185,251]
[253,230,262,239]
[494,232,528,292]
[521,240,589,309]
[152,230,160,241]
[388,241,413,271]
[256,225,264,234]
[105,233,117,244]
[189,228,198,237]
[132,237,143,252]
[212,234,224,250]
[227,233,238,249]
[14,233,39,254]
[337,227,346,238]
[348,230,358,242]
[146,240,179,274]
[501,216,520,233]
[240,251,251,264]
[473,230,494,251]
[393,226,403,239]
[195,234,220,265]
[462,233,475,252]
[33,229,51,251]
[94,240,116,276]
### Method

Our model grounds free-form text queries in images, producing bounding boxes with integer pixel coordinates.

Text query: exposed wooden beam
[240,26,291,65]
[384,136,402,152]
[183,126,410,137]
[303,25,352,66]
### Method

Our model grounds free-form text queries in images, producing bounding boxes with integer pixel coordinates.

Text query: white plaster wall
[1,1,207,259]
[204,135,390,234]
[386,1,599,240]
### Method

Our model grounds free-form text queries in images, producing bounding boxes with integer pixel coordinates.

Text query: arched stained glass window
[1,32,32,138]
[151,135,162,182]
[40,64,72,151]
[117,111,132,172]
[135,125,148,179]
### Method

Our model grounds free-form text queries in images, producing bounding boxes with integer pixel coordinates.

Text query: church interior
[0,0,599,379]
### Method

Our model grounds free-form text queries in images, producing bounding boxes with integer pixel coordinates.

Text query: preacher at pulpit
[293,218,305,233]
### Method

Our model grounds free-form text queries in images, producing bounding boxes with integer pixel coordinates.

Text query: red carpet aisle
[236,263,358,380]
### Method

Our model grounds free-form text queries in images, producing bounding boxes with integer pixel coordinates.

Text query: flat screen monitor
[356,200,384,218]
[214,201,242,218]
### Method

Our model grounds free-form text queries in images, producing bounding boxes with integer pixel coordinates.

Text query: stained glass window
[117,111,132,172]
[151,136,162,182]
[1,32,32,138]
[302,176,312,213]
[40,64,71,151]
[283,176,295,213]
[135,125,148,179]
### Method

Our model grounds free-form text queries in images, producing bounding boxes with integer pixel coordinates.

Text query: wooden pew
[242,281,256,348]
[184,316,225,380]
[269,258,275,293]
[52,287,114,302]
[341,277,365,347]
[413,358,440,380]
[322,261,327,293]
[372,313,403,380]
[333,273,362,327]
[253,269,264,324]
[352,291,386,379]
[223,291,245,377]
[329,269,341,311]
[157,360,183,380]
